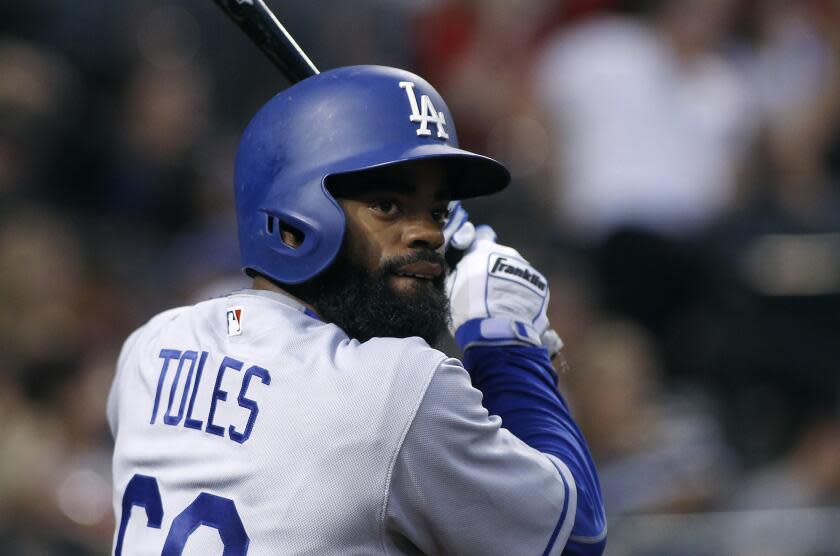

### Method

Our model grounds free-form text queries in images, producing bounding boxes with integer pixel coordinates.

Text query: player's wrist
[454,317,543,352]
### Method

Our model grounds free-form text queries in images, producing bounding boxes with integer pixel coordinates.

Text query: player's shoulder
[344,334,451,377]
[118,305,191,357]
[315,332,458,421]
[140,305,193,332]
[356,333,443,358]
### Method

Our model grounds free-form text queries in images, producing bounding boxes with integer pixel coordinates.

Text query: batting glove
[446,225,563,358]
[442,201,476,251]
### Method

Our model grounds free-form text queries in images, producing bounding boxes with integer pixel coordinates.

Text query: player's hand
[442,201,476,251]
[446,226,563,358]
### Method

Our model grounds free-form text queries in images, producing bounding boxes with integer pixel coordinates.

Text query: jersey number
[114,474,249,555]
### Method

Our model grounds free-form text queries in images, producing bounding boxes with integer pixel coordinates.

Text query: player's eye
[371,199,399,216]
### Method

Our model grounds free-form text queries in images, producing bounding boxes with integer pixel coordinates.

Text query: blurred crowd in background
[1,0,839,554]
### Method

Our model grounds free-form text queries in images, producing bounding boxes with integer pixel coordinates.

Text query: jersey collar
[233,288,322,321]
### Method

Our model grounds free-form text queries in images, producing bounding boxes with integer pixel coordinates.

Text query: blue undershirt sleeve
[463,345,607,555]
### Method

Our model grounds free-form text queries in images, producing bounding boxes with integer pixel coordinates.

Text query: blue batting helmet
[234,65,510,284]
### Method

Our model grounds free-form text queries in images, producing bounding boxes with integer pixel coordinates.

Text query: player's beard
[284,248,450,346]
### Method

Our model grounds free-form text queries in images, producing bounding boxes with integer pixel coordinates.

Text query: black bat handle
[213,0,319,83]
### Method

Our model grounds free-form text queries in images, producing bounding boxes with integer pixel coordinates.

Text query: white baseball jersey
[109,288,576,555]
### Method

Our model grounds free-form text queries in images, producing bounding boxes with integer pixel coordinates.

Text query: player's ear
[279,223,304,248]
[265,214,304,249]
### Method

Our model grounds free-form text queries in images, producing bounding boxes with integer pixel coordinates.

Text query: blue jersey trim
[542,458,572,556]
[569,527,608,544]
[303,307,321,321]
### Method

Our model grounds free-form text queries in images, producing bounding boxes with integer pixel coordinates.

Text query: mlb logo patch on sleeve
[227,307,243,336]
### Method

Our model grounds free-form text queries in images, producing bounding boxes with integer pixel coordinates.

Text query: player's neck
[251,275,320,316]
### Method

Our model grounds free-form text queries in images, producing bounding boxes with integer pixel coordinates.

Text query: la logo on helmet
[399,81,449,140]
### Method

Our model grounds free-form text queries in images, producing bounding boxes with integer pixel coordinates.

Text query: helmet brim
[325,142,510,200]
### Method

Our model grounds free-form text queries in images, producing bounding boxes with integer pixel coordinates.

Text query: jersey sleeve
[383,358,578,556]
[464,345,607,555]
[107,326,146,438]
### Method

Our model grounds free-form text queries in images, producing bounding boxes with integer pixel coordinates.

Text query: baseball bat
[212,0,319,83]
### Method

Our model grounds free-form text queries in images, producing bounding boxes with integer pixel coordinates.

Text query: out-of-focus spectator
[698,198,840,467]
[0,40,80,202]
[1,353,114,547]
[697,1,840,465]
[722,402,840,556]
[564,318,733,515]
[0,205,112,554]
[0,207,87,365]
[534,0,756,241]
[732,412,840,510]
[1,354,114,553]
[749,0,840,207]
[106,62,210,239]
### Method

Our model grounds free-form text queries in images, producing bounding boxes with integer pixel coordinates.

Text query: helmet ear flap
[265,214,304,250]
[259,207,328,259]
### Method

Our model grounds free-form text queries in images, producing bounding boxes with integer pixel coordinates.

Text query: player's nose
[403,214,444,251]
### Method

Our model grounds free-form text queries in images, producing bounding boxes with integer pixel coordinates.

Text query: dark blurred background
[1,1,839,554]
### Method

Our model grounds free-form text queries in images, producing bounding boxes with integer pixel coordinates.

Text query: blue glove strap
[454,317,542,352]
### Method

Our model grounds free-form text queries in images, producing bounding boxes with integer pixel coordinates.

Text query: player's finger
[473,224,497,244]
[540,328,565,361]
[443,201,465,230]
[443,201,469,248]
[450,220,476,250]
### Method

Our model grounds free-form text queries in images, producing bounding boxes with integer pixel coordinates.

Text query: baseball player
[108,66,606,555]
